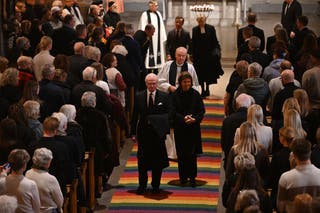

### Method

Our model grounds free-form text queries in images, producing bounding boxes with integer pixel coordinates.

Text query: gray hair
[86,46,101,62]
[32,148,53,168]
[51,112,68,133]
[248,36,261,50]
[81,91,96,107]
[273,23,283,33]
[23,100,40,120]
[0,67,19,87]
[0,195,18,212]
[82,66,97,81]
[112,45,128,56]
[42,64,55,79]
[145,73,158,83]
[236,93,254,108]
[59,104,76,121]
[248,62,262,77]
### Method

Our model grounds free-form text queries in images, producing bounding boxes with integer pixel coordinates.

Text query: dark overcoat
[170,87,205,157]
[191,24,223,84]
[135,89,169,170]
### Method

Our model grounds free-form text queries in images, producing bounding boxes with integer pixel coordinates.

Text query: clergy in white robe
[138,0,167,70]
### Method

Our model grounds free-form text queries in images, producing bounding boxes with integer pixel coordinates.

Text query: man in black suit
[133,73,170,194]
[51,14,77,56]
[247,36,269,70]
[281,0,302,37]
[121,24,143,89]
[292,15,315,51]
[134,24,155,89]
[237,12,265,52]
[39,64,66,121]
[166,16,191,61]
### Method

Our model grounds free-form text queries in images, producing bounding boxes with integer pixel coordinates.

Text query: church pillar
[220,0,228,26]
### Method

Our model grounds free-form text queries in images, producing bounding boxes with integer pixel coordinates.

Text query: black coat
[71,80,112,115]
[221,107,247,165]
[170,87,205,156]
[249,50,270,70]
[166,28,191,60]
[37,137,71,195]
[114,53,135,87]
[52,24,77,56]
[121,35,143,87]
[133,30,150,65]
[191,24,223,84]
[39,79,66,120]
[293,27,315,51]
[68,54,91,88]
[281,0,302,35]
[134,89,170,170]
[170,87,205,157]
[103,11,121,28]
[76,107,117,175]
[238,24,265,51]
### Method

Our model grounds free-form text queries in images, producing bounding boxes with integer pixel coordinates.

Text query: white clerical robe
[138,10,167,69]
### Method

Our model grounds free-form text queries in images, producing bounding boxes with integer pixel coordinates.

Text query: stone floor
[94,12,320,213]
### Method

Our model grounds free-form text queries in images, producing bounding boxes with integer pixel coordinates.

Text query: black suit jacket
[293,27,314,51]
[133,89,170,169]
[52,24,77,56]
[281,0,302,35]
[237,24,265,51]
[166,28,191,60]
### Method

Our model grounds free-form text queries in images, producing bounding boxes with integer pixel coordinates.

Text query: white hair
[112,45,128,56]
[23,100,40,120]
[32,148,53,168]
[81,91,96,108]
[51,112,68,134]
[82,66,97,81]
[236,93,254,108]
[59,104,76,121]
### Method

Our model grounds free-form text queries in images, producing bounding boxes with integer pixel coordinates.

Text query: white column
[233,0,242,26]
[167,0,174,25]
[182,0,188,24]
[242,0,247,21]
[220,0,228,26]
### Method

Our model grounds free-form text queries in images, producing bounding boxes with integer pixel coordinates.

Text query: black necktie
[149,93,154,109]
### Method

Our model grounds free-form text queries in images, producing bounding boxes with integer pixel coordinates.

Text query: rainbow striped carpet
[108,99,224,212]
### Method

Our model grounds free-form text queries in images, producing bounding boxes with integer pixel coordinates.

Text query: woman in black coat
[191,16,224,97]
[170,72,205,186]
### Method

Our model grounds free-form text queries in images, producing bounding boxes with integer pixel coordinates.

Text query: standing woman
[170,72,205,186]
[191,16,224,97]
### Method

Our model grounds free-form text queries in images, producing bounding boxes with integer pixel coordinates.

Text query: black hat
[92,0,103,5]
[108,1,115,8]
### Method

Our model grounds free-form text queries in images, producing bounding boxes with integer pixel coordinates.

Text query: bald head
[74,42,85,55]
[281,69,294,84]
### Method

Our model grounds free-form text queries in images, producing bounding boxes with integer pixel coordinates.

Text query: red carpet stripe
[108,99,224,212]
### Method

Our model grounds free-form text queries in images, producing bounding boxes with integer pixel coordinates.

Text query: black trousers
[177,155,197,180]
[138,164,163,189]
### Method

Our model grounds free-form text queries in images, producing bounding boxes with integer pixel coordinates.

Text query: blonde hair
[234,122,262,155]
[0,67,19,87]
[283,109,307,139]
[279,126,295,145]
[39,36,52,50]
[293,89,310,118]
[282,97,300,115]
[23,100,40,120]
[247,104,264,128]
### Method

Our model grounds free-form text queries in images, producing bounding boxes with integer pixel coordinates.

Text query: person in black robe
[191,16,223,97]
[170,72,205,187]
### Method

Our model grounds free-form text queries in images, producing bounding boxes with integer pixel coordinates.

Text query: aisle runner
[108,99,224,212]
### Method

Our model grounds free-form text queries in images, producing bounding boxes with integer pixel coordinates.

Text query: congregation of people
[0,0,319,212]
[221,0,320,212]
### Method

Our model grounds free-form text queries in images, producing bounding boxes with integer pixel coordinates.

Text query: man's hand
[168,85,177,93]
